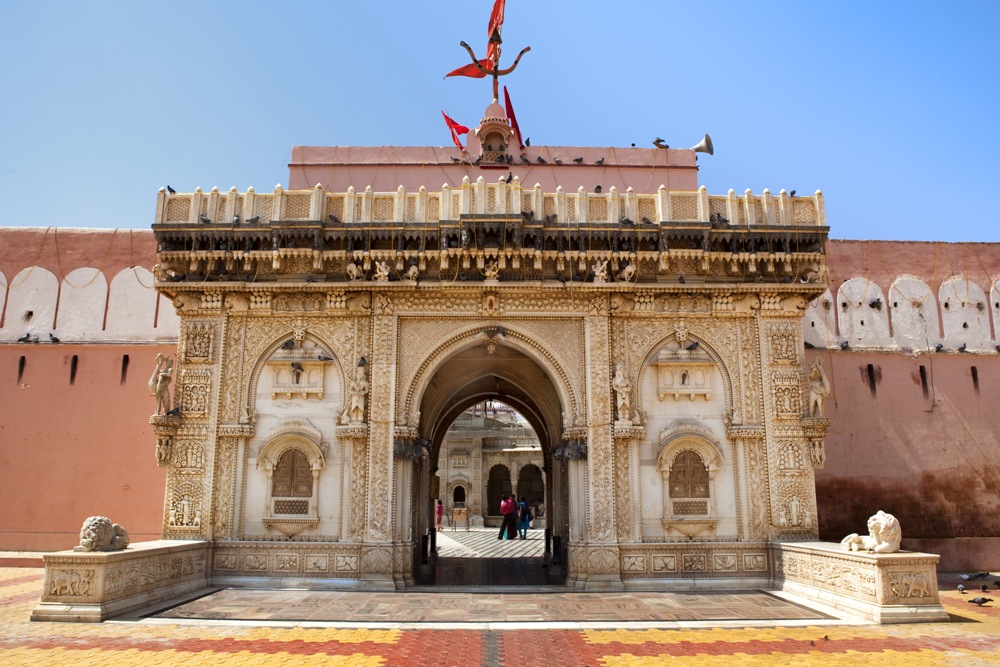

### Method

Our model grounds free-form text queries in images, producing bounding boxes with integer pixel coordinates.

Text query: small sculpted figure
[149,354,174,415]
[349,368,369,423]
[592,259,608,283]
[841,510,902,554]
[74,516,129,552]
[808,358,830,417]
[612,366,632,422]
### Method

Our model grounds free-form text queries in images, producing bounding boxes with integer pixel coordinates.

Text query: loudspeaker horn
[691,134,714,155]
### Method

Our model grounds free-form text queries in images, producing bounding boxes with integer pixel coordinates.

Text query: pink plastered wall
[288,145,701,193]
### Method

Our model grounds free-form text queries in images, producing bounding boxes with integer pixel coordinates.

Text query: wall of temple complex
[1,229,998,569]
[0,228,175,550]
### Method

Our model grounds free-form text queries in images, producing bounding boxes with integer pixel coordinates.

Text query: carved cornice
[218,424,255,437]
[336,424,369,441]
[149,414,181,436]
[726,426,765,441]
[801,417,831,439]
[613,425,646,441]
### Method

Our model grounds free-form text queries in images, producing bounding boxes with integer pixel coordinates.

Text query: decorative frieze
[619,543,770,579]
[771,542,947,623]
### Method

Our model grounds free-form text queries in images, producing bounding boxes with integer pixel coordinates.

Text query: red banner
[504,86,524,150]
[442,111,470,149]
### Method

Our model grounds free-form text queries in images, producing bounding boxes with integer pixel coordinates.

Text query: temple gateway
[30,4,949,623]
[143,111,835,591]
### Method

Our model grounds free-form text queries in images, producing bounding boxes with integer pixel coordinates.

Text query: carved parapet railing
[152,184,828,288]
[31,540,210,623]
[770,541,948,624]
[156,182,827,228]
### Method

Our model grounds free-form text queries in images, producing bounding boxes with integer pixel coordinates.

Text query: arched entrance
[408,338,569,586]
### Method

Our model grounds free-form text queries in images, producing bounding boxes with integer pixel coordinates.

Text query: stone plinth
[31,540,209,623]
[771,541,947,624]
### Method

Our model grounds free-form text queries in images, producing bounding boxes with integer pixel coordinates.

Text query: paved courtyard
[2,540,998,666]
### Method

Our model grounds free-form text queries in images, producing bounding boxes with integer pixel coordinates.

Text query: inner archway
[410,339,569,587]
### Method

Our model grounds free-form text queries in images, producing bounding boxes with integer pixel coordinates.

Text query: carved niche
[266,339,332,399]
[651,341,715,401]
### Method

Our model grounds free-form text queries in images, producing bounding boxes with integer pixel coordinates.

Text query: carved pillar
[338,425,370,542]
[580,302,622,589]
[613,425,644,543]
[213,429,250,542]
[361,296,395,586]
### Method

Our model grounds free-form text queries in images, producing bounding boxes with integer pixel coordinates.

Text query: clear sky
[1,1,997,241]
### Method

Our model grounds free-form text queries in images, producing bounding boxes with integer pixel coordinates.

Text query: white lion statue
[73,516,130,552]
[840,510,902,554]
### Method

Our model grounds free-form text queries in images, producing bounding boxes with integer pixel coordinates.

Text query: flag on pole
[445,60,489,79]
[504,86,524,151]
[442,111,470,149]
[446,0,506,77]
[486,0,506,67]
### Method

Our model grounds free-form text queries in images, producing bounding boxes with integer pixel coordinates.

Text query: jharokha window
[272,449,312,514]
[669,450,709,498]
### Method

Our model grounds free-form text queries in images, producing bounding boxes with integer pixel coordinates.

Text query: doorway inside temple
[409,341,570,587]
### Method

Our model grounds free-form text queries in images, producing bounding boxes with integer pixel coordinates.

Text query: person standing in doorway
[436,499,444,531]
[498,495,515,540]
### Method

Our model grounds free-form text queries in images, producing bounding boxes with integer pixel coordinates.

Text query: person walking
[435,499,444,531]
[498,495,516,540]
[516,496,531,540]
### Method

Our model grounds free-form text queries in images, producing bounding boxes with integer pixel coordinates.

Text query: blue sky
[1,1,997,241]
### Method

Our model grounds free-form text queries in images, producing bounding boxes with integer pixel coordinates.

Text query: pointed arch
[402,323,580,432]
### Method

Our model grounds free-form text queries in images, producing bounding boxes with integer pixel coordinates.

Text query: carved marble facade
[146,181,830,590]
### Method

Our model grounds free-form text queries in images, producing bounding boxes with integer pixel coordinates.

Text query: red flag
[488,0,505,37]
[445,60,489,79]
[486,0,505,67]
[503,86,524,151]
[442,111,470,149]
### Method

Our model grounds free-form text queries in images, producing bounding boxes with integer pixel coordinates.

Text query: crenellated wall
[804,241,1000,352]
[2,230,998,569]
[0,228,179,342]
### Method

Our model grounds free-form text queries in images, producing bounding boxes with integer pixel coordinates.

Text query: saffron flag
[504,86,524,150]
[445,60,489,79]
[446,0,506,77]
[486,0,506,67]
[442,111,470,149]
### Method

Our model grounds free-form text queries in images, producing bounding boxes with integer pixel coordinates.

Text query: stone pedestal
[771,541,948,624]
[31,540,209,623]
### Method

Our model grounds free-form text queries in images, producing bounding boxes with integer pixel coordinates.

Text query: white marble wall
[243,348,345,540]
[0,266,178,342]
[637,347,734,540]
[805,275,1000,353]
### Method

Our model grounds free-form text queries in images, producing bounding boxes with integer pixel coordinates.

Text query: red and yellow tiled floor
[3,567,999,666]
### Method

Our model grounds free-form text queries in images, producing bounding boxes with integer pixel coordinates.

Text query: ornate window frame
[256,419,326,537]
[657,419,724,538]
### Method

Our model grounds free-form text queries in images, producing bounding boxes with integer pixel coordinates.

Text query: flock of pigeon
[16,333,58,344]
[956,572,997,606]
